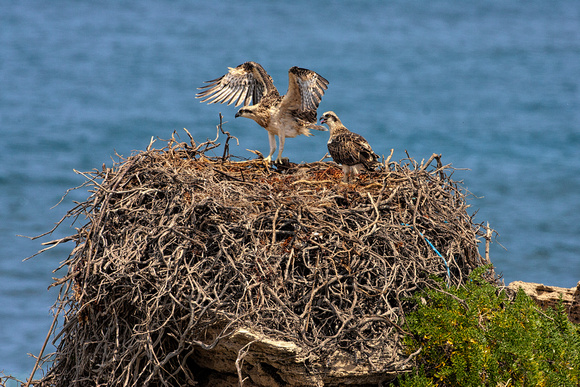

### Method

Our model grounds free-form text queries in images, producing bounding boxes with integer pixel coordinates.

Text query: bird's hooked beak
[234,111,241,118]
[320,116,327,125]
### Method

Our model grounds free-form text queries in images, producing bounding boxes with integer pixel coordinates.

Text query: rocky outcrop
[508,281,580,324]
[192,327,409,386]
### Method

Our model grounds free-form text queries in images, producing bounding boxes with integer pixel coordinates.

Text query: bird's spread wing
[329,132,378,167]
[196,62,275,107]
[281,67,329,115]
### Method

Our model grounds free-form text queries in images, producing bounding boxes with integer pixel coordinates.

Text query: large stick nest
[33,129,492,386]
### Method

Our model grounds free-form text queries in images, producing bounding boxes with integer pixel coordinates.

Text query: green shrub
[400,266,580,386]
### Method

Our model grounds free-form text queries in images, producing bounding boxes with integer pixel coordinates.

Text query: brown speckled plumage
[320,111,379,182]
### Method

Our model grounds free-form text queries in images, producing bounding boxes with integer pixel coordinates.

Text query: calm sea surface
[1,0,579,380]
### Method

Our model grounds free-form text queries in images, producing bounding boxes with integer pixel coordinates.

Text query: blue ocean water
[1,0,579,381]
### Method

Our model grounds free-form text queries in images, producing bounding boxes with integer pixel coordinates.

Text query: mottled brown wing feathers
[282,66,329,118]
[328,131,378,168]
[196,62,276,107]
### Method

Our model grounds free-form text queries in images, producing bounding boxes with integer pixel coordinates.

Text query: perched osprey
[320,111,379,182]
[196,61,329,164]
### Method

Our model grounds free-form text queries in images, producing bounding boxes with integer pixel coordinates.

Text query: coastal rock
[192,327,406,386]
[508,281,580,324]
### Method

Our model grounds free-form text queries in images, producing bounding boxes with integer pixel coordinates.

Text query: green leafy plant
[400,266,580,386]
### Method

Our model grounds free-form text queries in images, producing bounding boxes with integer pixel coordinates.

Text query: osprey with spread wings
[196,62,329,163]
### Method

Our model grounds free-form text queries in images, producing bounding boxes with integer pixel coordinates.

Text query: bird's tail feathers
[308,124,328,132]
[362,153,381,170]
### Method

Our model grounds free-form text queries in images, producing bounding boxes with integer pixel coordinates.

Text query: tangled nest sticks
[31,129,493,386]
